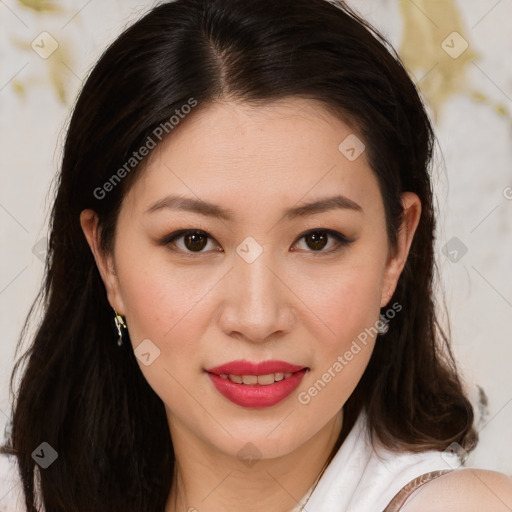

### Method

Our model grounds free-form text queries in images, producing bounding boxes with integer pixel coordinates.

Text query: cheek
[292,251,386,409]
[114,235,214,344]
[299,251,385,351]
[114,249,216,414]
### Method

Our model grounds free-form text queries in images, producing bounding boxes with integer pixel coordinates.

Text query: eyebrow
[144,193,363,220]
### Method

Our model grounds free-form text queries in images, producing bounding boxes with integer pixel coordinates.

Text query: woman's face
[82,98,420,461]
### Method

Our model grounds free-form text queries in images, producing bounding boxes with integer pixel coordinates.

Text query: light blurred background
[1,0,511,504]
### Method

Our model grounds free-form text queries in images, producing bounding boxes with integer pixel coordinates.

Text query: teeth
[257,373,275,385]
[218,372,296,385]
[242,375,258,385]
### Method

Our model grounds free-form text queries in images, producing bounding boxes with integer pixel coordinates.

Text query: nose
[218,247,296,344]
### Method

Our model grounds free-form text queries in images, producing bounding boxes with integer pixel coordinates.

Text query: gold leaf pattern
[398,0,509,121]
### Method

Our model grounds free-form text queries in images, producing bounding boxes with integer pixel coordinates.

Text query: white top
[292,408,464,511]
[0,410,464,512]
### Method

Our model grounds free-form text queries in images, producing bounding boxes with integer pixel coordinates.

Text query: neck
[165,409,343,512]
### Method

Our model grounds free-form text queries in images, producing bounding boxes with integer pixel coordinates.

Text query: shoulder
[401,468,512,512]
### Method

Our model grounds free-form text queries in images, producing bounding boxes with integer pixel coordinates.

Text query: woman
[2,0,511,510]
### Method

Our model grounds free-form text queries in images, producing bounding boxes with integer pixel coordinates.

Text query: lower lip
[207,369,308,408]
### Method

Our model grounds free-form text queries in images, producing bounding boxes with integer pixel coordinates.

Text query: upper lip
[206,360,307,376]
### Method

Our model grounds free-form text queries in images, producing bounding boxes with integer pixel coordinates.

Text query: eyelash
[160,228,354,256]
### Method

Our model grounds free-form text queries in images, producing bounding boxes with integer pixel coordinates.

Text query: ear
[380,192,422,307]
[80,209,125,315]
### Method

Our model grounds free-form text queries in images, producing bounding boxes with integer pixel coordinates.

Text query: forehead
[123,98,380,216]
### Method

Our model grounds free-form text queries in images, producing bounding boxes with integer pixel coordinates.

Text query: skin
[401,469,512,511]
[81,97,512,511]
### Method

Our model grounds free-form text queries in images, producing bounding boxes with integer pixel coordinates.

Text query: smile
[205,360,309,408]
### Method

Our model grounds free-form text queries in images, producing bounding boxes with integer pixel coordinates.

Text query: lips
[205,360,308,408]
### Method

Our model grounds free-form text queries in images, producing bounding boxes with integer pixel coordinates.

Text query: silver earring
[377,313,389,335]
[114,310,127,346]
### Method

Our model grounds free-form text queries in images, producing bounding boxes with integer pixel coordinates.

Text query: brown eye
[183,231,208,252]
[292,229,352,254]
[162,230,220,254]
[304,231,329,251]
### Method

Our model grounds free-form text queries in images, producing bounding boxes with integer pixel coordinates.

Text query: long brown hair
[2,0,477,510]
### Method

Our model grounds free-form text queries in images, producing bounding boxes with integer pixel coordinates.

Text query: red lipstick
[205,360,308,409]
